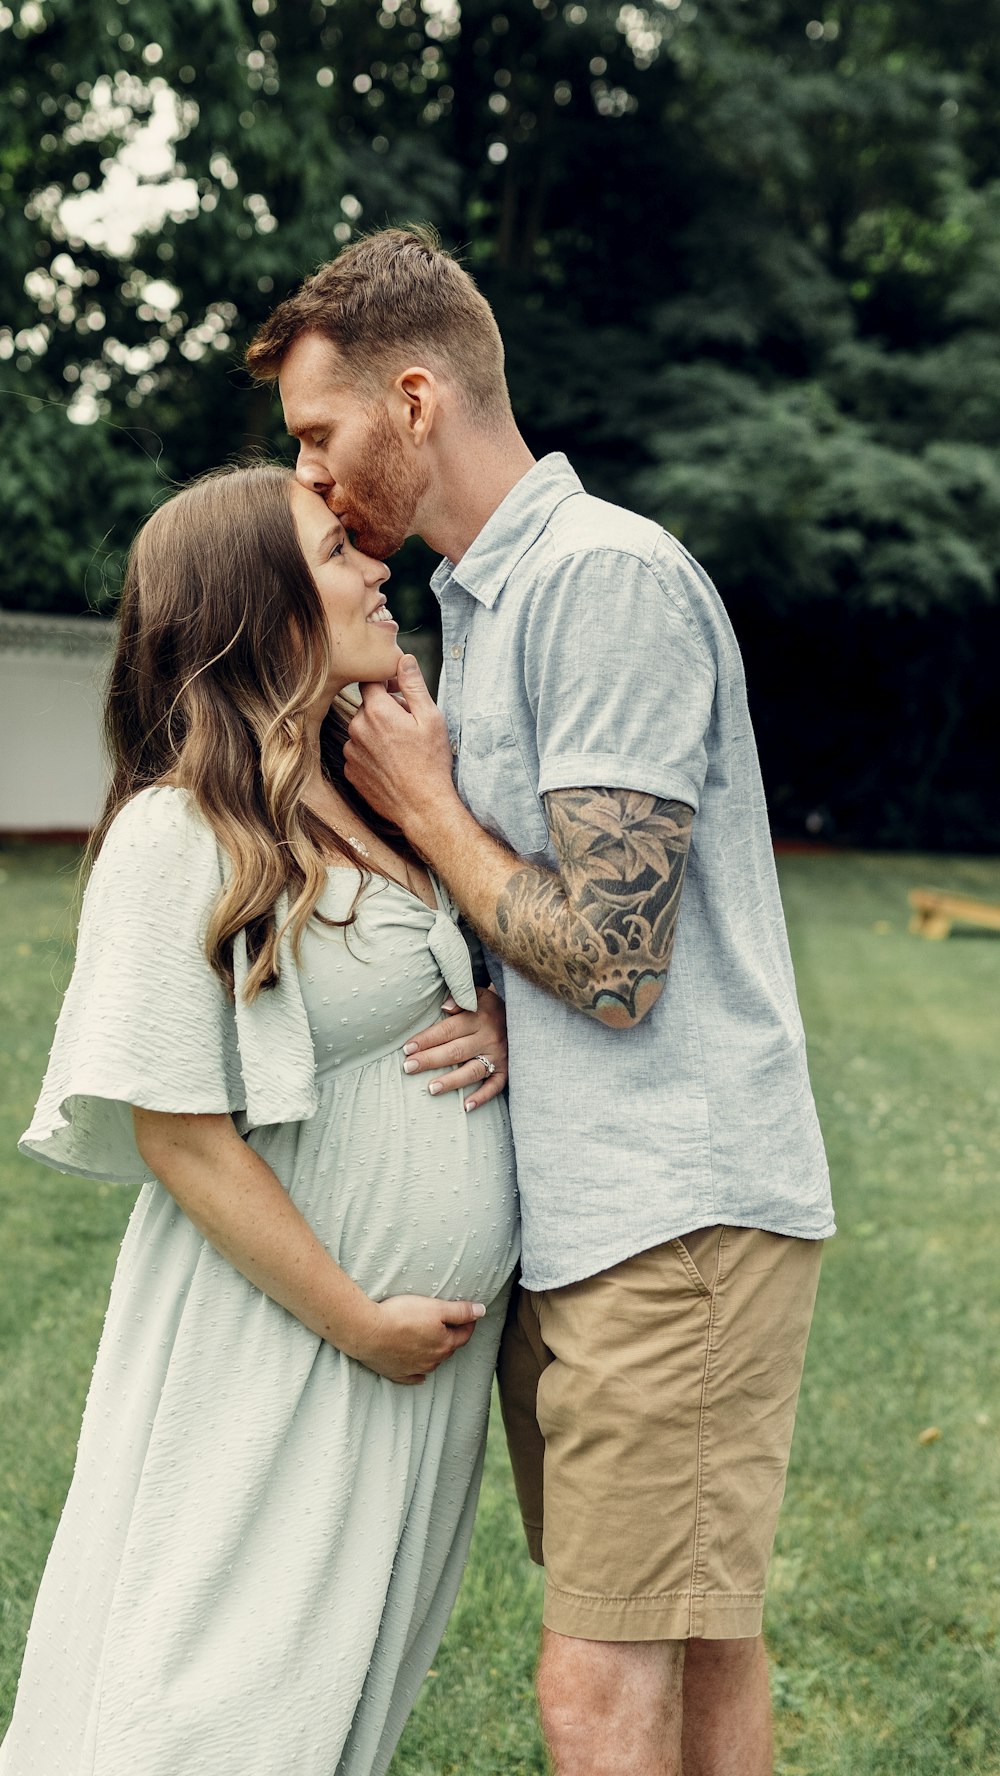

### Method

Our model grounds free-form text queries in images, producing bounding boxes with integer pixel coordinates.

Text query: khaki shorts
[497,1226,823,1642]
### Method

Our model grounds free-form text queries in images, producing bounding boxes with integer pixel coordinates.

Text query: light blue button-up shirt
[433,453,834,1291]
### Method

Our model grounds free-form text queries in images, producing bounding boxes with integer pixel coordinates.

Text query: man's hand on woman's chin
[345,654,459,836]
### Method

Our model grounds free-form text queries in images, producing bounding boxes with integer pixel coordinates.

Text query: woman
[2,464,519,1776]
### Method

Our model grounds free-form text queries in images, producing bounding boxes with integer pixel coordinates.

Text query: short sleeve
[19,786,247,1184]
[524,546,717,812]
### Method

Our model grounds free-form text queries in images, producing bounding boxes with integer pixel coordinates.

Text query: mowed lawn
[1,844,998,1774]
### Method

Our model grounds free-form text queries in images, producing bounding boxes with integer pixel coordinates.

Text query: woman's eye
[329,541,344,559]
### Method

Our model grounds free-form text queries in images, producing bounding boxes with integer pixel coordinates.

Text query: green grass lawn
[1,844,998,1773]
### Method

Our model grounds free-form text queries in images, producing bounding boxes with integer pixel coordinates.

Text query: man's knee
[537,1631,684,1771]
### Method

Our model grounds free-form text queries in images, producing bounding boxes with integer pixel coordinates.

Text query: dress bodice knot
[426,906,478,1012]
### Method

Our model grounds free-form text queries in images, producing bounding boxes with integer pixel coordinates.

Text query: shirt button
[450,740,459,756]
[450,644,464,659]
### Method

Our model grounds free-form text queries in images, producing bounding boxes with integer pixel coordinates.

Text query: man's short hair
[246,225,512,427]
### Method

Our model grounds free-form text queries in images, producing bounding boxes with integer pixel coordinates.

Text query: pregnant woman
[2,463,519,1776]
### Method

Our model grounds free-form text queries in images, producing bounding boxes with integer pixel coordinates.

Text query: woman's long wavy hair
[88,462,416,1002]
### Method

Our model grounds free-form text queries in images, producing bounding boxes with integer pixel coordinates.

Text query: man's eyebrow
[285,418,330,440]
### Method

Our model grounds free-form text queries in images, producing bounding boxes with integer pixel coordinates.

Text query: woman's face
[289,481,401,692]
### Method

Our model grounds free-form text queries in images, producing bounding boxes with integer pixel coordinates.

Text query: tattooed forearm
[492,788,693,1028]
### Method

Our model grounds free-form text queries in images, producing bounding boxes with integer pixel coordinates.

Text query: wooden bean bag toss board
[908,887,1000,940]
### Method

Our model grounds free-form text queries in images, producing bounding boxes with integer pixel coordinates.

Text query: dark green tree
[1,0,998,842]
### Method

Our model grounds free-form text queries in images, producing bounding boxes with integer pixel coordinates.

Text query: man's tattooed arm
[491,788,693,1028]
[341,680,692,1029]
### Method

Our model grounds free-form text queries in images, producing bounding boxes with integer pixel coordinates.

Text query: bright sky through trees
[59,76,197,261]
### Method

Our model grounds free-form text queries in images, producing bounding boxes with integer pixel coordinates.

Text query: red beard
[327,404,430,560]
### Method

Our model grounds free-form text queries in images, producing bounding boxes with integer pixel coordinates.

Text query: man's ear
[395,367,437,446]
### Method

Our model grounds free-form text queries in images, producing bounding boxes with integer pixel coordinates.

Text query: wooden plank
[907,887,1000,938]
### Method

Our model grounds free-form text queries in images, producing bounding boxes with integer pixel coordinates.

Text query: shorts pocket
[670,1227,723,1297]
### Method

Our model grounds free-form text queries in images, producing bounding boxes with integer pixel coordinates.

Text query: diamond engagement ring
[473,1053,496,1078]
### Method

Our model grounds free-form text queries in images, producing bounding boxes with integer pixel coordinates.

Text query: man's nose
[295,450,332,493]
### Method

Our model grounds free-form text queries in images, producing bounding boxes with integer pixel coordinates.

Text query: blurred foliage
[1,0,999,843]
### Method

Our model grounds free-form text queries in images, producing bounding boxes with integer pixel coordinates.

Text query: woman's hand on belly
[401,985,508,1111]
[132,1107,489,1386]
[360,1294,488,1386]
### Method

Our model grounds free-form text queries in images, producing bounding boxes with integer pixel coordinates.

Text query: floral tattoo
[492,788,693,1026]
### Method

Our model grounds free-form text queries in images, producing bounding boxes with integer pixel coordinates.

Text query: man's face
[280,332,429,560]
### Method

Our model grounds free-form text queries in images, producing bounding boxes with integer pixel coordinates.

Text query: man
[247,228,835,1776]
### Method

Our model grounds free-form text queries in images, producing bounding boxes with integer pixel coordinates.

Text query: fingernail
[472,1303,487,1319]
[442,998,458,1012]
[464,1098,476,1112]
[428,1081,442,1095]
[402,1042,417,1055]
[403,1059,419,1074]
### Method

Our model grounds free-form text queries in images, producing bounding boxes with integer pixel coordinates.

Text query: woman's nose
[357,545,390,584]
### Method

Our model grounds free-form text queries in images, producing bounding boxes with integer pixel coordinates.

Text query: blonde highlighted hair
[90,462,416,1001]
[246,225,513,428]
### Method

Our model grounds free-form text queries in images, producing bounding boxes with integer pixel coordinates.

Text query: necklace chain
[344,826,418,897]
[312,786,422,898]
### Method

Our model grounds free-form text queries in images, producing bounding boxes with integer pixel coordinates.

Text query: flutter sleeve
[20,786,252,1183]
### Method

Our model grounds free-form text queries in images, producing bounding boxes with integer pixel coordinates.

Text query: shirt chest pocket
[458,712,550,860]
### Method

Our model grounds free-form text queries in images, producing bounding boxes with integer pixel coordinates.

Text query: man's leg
[535,1632,772,1776]
[681,1636,772,1776]
[537,1629,684,1776]
[498,1232,822,1776]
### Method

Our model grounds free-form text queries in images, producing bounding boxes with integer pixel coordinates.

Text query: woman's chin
[353,640,403,686]
[381,640,404,680]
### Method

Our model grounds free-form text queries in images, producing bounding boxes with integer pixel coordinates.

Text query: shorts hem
[541,1581,765,1642]
[524,1523,544,1566]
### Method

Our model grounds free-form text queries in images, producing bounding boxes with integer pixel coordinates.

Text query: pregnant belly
[250,1058,520,1307]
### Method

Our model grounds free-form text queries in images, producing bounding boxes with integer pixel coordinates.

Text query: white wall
[0,618,441,836]
[0,642,111,833]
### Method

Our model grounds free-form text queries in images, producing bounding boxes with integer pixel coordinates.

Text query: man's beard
[327,403,430,560]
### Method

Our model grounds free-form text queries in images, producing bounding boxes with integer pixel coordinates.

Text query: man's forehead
[281,328,344,378]
[279,332,354,429]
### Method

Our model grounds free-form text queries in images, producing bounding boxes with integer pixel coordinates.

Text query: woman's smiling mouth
[366,595,397,627]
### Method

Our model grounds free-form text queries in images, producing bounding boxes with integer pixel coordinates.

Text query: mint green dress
[4,787,519,1776]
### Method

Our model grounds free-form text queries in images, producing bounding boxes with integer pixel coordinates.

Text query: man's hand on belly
[345,656,693,1029]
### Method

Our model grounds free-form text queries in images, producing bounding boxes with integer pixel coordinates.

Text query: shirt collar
[430,452,583,610]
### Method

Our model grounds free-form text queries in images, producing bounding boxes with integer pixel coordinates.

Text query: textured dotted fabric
[4,787,520,1776]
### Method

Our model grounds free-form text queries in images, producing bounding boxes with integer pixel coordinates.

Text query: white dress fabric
[3,787,519,1776]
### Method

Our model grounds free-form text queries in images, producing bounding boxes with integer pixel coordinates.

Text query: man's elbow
[586,967,668,1030]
